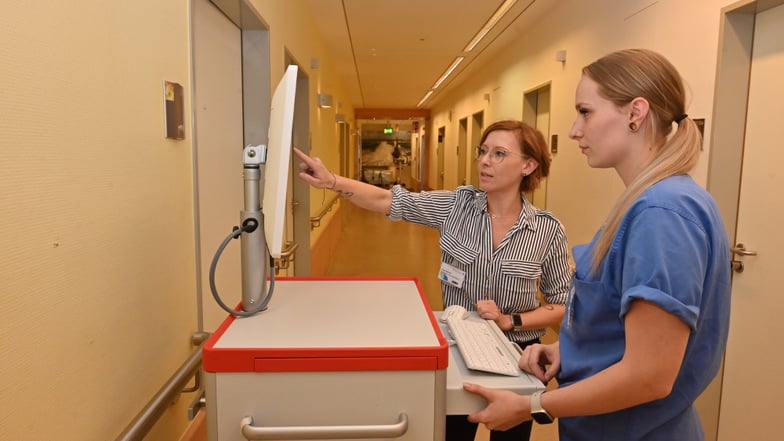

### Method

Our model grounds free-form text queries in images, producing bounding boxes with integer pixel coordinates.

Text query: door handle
[730,243,757,256]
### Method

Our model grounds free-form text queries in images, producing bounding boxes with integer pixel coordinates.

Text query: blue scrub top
[558,175,731,441]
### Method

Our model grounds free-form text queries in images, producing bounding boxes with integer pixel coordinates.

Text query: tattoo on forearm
[336,189,354,197]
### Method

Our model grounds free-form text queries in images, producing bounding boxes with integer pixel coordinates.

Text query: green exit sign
[383,127,393,135]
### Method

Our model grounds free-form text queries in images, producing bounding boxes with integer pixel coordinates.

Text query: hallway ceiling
[306,0,555,112]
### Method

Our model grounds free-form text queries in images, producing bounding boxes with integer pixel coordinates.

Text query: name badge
[438,262,465,288]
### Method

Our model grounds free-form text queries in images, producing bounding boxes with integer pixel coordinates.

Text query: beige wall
[0,0,351,439]
[428,0,728,247]
[1,0,198,439]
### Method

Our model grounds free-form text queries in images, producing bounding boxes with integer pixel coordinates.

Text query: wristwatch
[511,313,524,331]
[530,390,554,424]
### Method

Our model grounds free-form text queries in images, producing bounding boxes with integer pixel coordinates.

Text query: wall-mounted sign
[164,81,185,140]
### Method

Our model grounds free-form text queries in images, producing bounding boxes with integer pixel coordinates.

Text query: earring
[628,122,637,132]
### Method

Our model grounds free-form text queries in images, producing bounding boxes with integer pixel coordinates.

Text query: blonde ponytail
[584,49,703,273]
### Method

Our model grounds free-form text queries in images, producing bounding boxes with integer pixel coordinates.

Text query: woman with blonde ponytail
[465,49,731,441]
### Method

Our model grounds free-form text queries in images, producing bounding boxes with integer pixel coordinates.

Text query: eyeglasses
[475,145,526,164]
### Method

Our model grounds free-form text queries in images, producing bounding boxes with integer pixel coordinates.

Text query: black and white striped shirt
[388,185,572,342]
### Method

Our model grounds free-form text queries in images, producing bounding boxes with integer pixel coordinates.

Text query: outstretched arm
[293,147,393,214]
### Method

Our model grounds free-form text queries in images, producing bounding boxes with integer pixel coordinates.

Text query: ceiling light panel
[463,0,518,52]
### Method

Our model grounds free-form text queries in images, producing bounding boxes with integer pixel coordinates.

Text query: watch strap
[530,390,554,424]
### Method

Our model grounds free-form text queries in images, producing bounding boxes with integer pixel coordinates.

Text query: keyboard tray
[437,311,545,415]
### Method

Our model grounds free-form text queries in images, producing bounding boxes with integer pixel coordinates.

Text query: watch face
[531,410,554,424]
[512,314,523,330]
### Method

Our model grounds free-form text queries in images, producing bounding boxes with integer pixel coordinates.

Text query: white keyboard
[446,316,522,377]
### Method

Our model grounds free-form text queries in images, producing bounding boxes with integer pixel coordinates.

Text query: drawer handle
[240,413,409,440]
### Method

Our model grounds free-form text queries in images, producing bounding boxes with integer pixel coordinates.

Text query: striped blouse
[388,185,572,342]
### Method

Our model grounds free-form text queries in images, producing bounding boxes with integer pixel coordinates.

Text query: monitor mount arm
[240,144,271,312]
[207,145,275,318]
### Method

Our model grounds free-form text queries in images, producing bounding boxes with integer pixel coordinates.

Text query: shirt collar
[474,190,538,231]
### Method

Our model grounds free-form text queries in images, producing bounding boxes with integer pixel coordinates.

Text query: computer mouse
[440,304,469,323]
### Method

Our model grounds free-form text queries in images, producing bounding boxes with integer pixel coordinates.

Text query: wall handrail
[309,194,340,230]
[115,332,210,441]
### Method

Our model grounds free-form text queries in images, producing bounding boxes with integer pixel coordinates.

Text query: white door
[192,0,245,331]
[717,4,784,439]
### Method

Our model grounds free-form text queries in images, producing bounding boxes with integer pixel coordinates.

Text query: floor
[325,202,560,441]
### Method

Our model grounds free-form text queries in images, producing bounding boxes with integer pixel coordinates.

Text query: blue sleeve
[618,207,708,331]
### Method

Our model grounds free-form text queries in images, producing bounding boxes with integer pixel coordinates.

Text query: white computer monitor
[263,64,297,258]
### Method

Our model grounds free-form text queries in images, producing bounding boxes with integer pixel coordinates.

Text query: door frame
[437,126,446,189]
[522,82,552,210]
[470,111,484,187]
[705,1,784,440]
[458,117,468,187]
